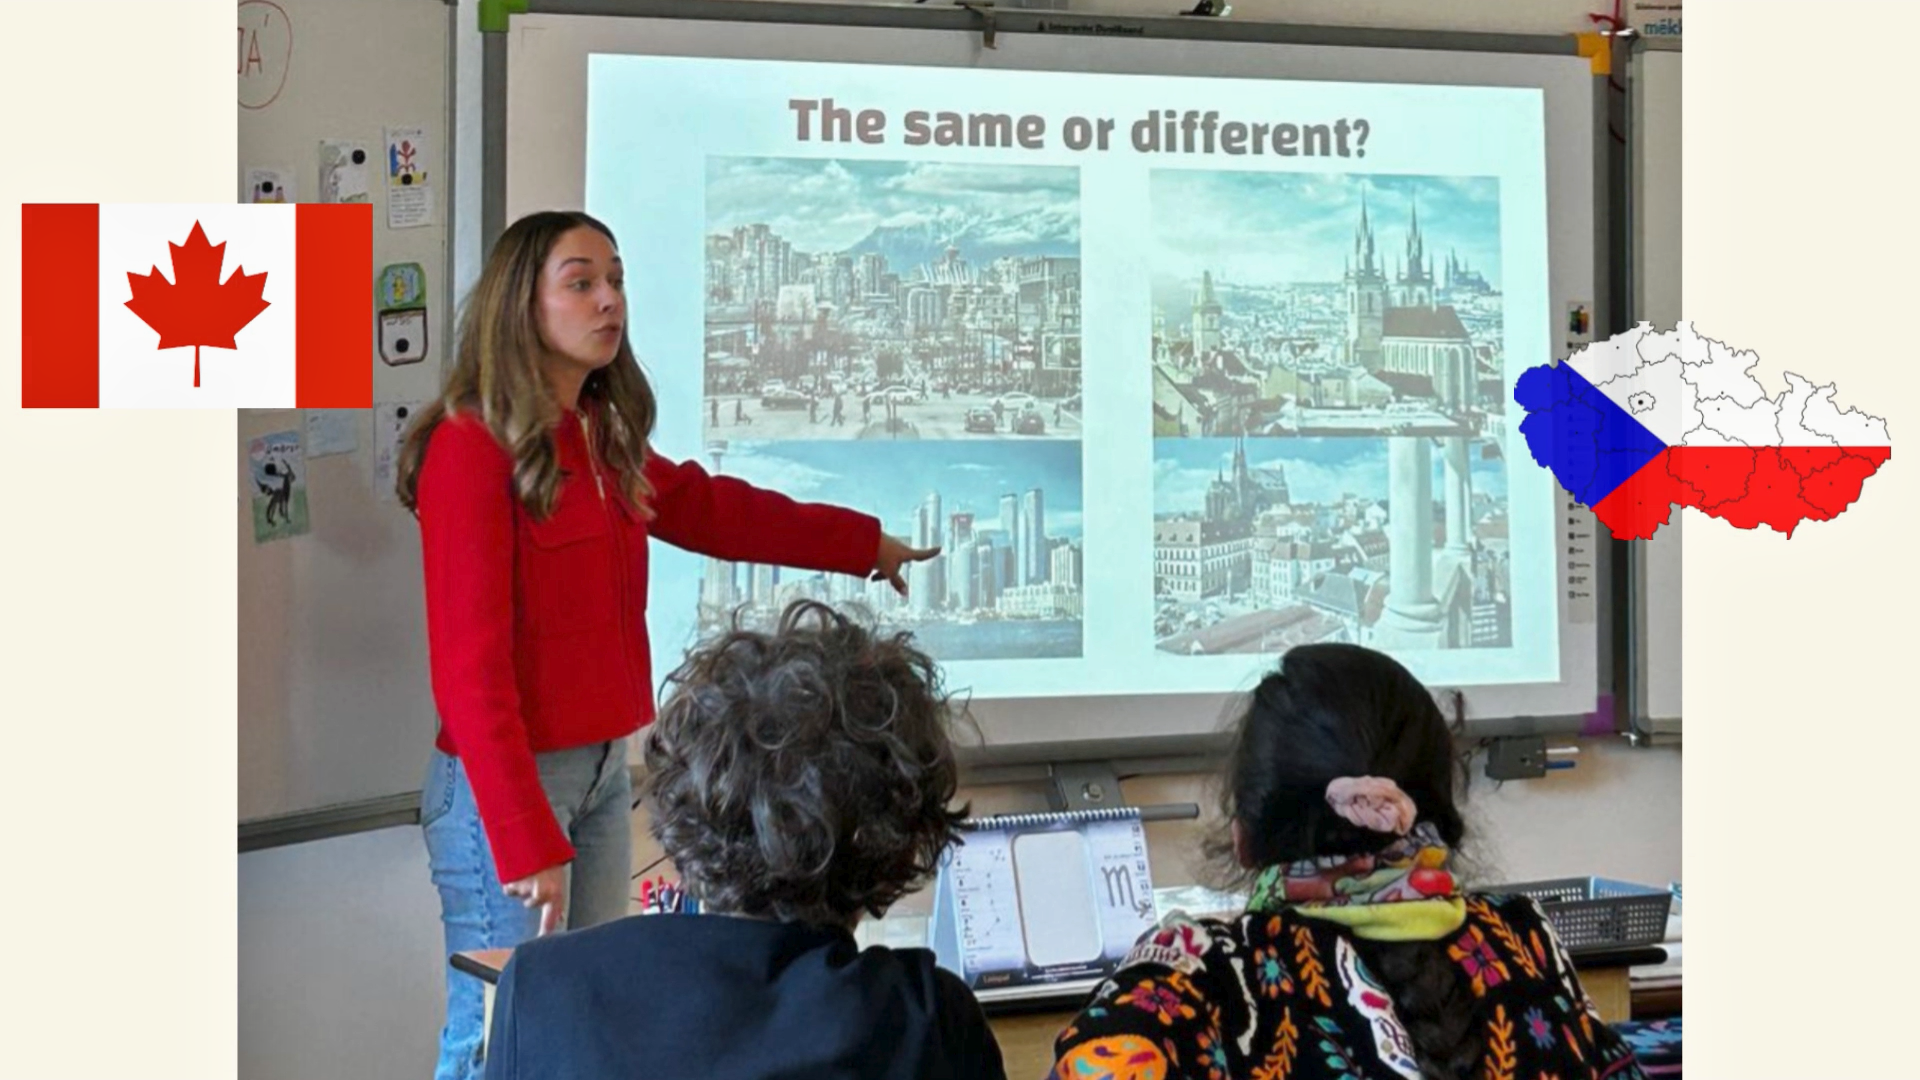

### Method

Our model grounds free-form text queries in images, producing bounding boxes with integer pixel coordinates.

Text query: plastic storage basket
[1494,877,1672,950]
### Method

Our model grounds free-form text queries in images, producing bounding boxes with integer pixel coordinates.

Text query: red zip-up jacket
[414,408,882,882]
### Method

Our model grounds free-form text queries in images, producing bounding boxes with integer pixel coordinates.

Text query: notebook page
[1012,828,1102,968]
[1085,815,1158,960]
[947,828,1025,976]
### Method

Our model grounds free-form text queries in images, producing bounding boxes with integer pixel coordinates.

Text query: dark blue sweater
[483,914,1007,1080]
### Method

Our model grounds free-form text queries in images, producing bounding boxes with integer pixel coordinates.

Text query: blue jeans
[420,739,633,1080]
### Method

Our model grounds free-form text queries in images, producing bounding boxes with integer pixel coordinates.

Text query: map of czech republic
[1514,322,1893,540]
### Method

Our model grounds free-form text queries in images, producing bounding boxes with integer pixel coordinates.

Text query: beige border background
[1,3,239,1078]
[1683,2,1917,1075]
[0,0,1907,1075]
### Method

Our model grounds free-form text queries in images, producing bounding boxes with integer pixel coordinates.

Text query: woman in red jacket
[396,210,935,1080]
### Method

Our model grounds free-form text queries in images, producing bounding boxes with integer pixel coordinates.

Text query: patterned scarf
[1244,821,1467,941]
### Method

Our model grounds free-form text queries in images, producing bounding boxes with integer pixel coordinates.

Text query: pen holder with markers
[637,876,701,915]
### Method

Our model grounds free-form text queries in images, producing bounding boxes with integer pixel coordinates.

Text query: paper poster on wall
[379,312,429,365]
[1566,301,1592,337]
[1630,1,1681,40]
[319,140,371,203]
[248,429,310,542]
[374,401,426,501]
[383,126,435,228]
[377,263,429,366]
[1564,300,1593,360]
[304,409,359,457]
[245,166,295,204]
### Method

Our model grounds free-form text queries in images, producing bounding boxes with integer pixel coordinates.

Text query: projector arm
[1047,760,1200,822]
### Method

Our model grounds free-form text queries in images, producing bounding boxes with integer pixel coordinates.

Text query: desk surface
[451,948,513,985]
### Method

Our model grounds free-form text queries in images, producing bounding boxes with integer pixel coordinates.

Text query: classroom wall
[239,827,447,1079]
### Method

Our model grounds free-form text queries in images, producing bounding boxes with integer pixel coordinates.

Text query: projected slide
[1149,173,1514,656]
[693,155,1087,659]
[586,52,1561,702]
[694,441,1085,661]
[1149,173,1502,441]
[703,158,1082,443]
[1153,437,1510,655]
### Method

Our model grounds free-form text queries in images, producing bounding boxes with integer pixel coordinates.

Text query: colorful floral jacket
[1051,894,1647,1080]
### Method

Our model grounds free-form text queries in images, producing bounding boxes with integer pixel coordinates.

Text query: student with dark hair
[1050,643,1646,1080]
[483,600,1007,1080]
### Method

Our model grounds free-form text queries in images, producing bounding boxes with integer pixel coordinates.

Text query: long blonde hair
[395,210,656,520]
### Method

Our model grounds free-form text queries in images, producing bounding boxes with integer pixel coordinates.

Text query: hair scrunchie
[1325,776,1416,835]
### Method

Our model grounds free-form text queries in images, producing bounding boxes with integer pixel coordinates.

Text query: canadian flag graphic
[20,203,372,408]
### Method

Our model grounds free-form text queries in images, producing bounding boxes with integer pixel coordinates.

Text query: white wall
[239,828,447,1080]
[1457,739,1681,887]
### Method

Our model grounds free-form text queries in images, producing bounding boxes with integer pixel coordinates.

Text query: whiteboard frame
[1624,38,1682,741]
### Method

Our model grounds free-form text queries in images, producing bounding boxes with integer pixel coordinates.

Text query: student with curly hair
[482,600,1007,1080]
[1049,644,1647,1080]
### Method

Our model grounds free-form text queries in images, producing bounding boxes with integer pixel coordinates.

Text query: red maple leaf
[124,220,270,388]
